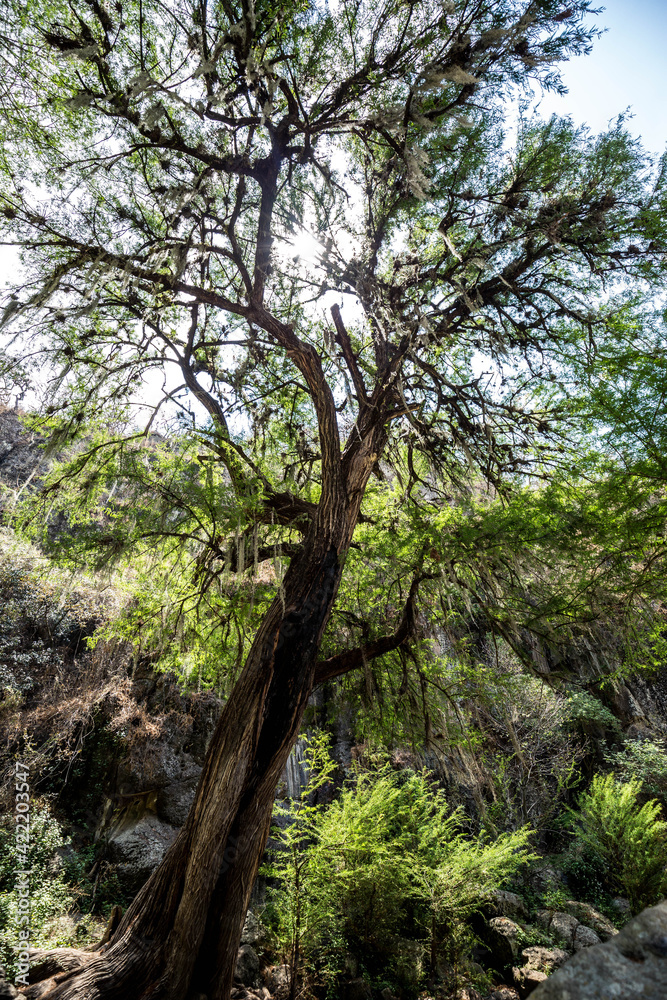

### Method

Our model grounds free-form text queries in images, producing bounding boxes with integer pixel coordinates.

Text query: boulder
[611,897,632,917]
[573,924,601,951]
[511,945,568,998]
[486,916,522,968]
[345,978,373,1000]
[527,864,562,895]
[562,901,618,941]
[512,967,548,997]
[537,911,579,949]
[235,945,260,986]
[491,890,529,920]
[0,977,18,999]
[530,901,667,999]
[263,965,290,992]
[489,988,520,1000]
[520,947,569,973]
[343,953,359,978]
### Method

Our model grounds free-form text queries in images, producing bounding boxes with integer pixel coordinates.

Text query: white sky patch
[278,229,327,267]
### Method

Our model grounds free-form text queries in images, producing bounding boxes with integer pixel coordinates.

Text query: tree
[0,1,666,997]
[570,774,667,913]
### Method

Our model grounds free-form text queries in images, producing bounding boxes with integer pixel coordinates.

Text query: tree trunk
[26,517,356,1000]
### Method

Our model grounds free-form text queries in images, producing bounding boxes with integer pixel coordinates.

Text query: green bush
[266,737,534,995]
[0,803,117,979]
[606,738,667,803]
[569,773,667,913]
[559,848,610,909]
[564,692,620,733]
[0,806,76,979]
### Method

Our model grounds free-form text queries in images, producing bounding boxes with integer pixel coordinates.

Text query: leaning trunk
[27,522,350,1000]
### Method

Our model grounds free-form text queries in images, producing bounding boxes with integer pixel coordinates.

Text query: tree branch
[331,303,368,405]
[314,572,434,685]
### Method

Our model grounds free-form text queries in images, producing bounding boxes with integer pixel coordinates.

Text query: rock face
[530,901,667,1000]
[156,774,201,827]
[0,407,47,497]
[241,910,266,947]
[105,812,179,894]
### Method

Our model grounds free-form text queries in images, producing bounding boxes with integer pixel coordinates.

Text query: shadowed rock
[531,901,667,1000]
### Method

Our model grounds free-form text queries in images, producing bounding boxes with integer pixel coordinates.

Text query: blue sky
[537,0,667,155]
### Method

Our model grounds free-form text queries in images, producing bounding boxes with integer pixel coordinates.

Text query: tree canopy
[1,0,667,691]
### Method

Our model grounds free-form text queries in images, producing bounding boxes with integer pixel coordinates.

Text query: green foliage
[0,0,665,701]
[266,738,534,994]
[558,847,610,910]
[0,801,126,979]
[0,806,80,978]
[0,1,667,994]
[564,692,621,733]
[263,733,341,993]
[606,738,667,804]
[14,430,284,695]
[345,640,582,837]
[569,774,667,913]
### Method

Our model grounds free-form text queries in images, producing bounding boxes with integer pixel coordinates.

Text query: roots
[25,947,98,999]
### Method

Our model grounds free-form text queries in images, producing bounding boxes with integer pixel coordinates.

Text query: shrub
[569,773,667,913]
[606,738,667,803]
[559,847,610,908]
[0,805,76,979]
[564,691,620,733]
[266,737,534,995]
[0,803,117,980]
